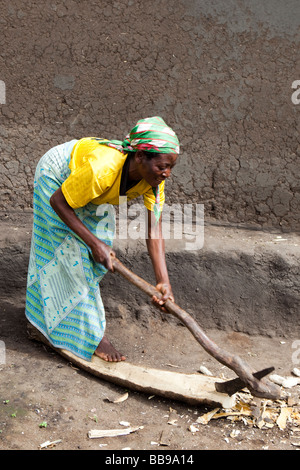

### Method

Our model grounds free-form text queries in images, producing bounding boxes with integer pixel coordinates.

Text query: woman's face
[136,151,178,187]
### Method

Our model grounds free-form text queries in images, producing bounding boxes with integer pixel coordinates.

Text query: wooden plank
[27,323,235,408]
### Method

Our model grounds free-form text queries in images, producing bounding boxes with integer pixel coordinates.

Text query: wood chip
[196,408,220,424]
[199,365,213,376]
[276,407,292,430]
[269,374,300,388]
[292,368,300,378]
[167,407,178,426]
[189,424,199,433]
[159,429,171,446]
[106,392,129,403]
[88,426,143,439]
[39,439,62,449]
[119,421,130,426]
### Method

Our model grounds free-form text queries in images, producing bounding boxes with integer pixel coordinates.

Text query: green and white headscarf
[105,116,179,154]
[94,116,180,222]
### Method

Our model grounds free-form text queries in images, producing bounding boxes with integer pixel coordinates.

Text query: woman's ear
[134,150,144,164]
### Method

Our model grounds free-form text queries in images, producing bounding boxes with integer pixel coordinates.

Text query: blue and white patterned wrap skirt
[25,140,115,361]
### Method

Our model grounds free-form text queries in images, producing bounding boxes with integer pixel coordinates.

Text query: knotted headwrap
[94,116,180,222]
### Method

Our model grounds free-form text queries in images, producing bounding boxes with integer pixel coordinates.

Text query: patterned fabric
[96,116,180,155]
[25,141,115,361]
[95,116,180,222]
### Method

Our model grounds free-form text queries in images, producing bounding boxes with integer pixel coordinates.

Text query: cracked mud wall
[0,0,300,230]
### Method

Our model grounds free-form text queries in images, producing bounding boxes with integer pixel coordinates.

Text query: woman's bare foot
[94,336,126,362]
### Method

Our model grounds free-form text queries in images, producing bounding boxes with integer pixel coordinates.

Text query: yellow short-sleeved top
[61,138,165,211]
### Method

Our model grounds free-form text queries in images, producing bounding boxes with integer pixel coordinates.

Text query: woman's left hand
[152,282,174,313]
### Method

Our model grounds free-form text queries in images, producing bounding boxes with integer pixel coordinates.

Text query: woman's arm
[50,187,115,271]
[146,209,174,310]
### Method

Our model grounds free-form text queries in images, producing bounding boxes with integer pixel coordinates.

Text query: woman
[25,116,179,363]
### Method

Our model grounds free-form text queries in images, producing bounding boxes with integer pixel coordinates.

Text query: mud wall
[0,0,300,230]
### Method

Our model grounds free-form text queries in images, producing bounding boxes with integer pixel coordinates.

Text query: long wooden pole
[112,257,281,400]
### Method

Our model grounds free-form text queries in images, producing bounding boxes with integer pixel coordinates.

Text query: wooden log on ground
[27,322,236,408]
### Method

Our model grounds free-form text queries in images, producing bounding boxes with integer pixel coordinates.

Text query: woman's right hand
[90,239,116,271]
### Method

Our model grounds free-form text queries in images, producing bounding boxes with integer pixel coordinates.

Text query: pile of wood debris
[190,369,300,436]
[193,392,300,431]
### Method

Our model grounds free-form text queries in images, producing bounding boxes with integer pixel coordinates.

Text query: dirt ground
[1,0,299,456]
[0,293,299,453]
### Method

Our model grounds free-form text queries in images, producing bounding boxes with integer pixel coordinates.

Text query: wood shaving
[39,439,62,449]
[88,425,143,439]
[195,392,300,431]
[106,392,129,403]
